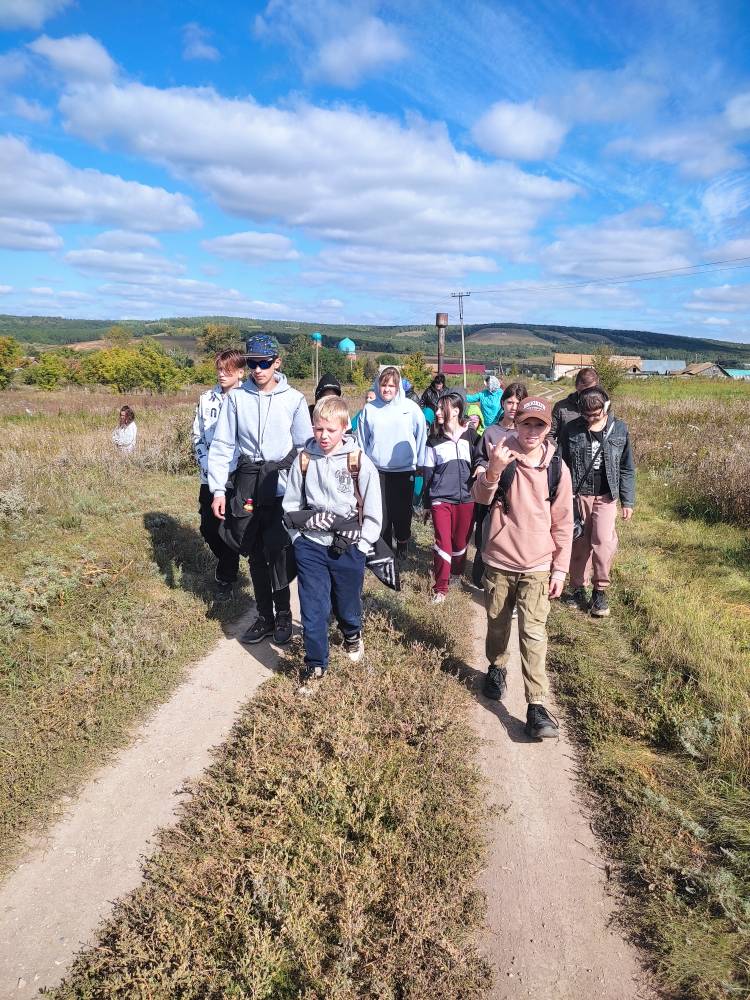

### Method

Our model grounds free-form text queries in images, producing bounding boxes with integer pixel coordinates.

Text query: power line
[465,254,750,297]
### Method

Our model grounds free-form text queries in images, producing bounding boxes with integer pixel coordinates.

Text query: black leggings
[378,471,415,549]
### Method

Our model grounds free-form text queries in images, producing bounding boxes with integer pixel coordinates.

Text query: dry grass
[0,391,246,874]
[46,553,491,998]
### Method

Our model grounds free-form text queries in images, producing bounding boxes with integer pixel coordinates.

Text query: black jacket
[559,414,636,508]
[420,380,444,413]
[423,427,478,504]
[550,391,581,439]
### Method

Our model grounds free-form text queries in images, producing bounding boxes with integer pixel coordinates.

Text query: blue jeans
[294,537,366,669]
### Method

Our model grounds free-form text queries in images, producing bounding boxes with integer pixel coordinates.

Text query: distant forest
[2,313,749,365]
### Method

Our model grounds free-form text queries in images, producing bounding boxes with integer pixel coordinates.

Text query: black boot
[483,665,507,700]
[525,703,559,740]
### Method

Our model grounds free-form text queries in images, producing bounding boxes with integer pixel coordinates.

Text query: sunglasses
[246,357,276,370]
[584,409,604,420]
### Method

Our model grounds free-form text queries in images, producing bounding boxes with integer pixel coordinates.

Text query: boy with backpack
[282,395,382,682]
[192,348,245,600]
[472,397,573,740]
[209,334,312,645]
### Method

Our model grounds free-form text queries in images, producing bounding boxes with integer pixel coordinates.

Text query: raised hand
[486,440,514,481]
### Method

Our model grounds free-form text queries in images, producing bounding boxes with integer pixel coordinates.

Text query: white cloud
[308,246,498,282]
[686,283,750,313]
[725,91,750,130]
[0,51,29,85]
[10,96,51,122]
[703,316,730,325]
[98,274,292,318]
[203,231,300,262]
[30,285,55,294]
[558,67,665,123]
[0,285,12,294]
[0,136,199,232]
[540,210,693,278]
[321,297,343,308]
[182,23,220,62]
[0,0,71,29]
[28,34,117,82]
[58,81,576,254]
[65,248,185,277]
[472,101,567,161]
[704,237,750,260]
[0,215,62,251]
[609,124,744,179]
[90,230,162,251]
[316,17,407,87]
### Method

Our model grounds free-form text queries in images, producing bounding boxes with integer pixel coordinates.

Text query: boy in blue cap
[209,335,312,644]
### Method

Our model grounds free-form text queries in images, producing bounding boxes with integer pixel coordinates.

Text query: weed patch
[46,593,491,999]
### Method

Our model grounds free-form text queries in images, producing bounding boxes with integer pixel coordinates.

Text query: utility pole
[451,291,471,388]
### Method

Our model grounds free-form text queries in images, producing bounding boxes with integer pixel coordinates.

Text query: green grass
[45,547,492,999]
[0,390,250,874]
[618,376,750,403]
[548,475,750,999]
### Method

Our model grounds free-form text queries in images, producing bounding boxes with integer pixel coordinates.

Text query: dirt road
[469,596,654,998]
[0,612,277,995]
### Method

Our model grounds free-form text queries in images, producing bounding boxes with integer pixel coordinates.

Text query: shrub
[0,336,22,390]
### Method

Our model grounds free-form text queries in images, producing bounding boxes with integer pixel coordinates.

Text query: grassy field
[548,377,750,999]
[0,388,251,874]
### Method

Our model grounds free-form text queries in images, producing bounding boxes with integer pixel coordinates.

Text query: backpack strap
[493,459,517,514]
[347,448,364,526]
[546,451,562,502]
[298,450,310,507]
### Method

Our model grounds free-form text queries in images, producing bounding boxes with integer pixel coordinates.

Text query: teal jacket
[466,388,502,427]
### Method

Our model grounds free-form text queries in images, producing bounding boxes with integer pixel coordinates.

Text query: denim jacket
[559,414,636,508]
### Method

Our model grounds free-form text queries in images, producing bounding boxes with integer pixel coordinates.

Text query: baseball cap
[245,334,280,358]
[515,396,552,426]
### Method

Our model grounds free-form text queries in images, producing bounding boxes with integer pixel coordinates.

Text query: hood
[314,372,342,401]
[303,433,359,458]
[242,372,290,396]
[372,376,406,405]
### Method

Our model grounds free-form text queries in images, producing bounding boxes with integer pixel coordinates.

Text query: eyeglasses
[584,409,604,420]
[246,357,276,370]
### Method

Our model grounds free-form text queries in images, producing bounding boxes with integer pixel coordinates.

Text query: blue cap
[402,377,413,392]
[245,334,280,358]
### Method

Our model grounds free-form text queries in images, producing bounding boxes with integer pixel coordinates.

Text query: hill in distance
[2,313,749,366]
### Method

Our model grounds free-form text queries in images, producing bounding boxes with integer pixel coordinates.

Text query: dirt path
[468,597,655,998]
[0,610,279,995]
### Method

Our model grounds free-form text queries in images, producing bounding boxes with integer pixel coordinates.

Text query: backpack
[298,448,363,524]
[492,450,563,514]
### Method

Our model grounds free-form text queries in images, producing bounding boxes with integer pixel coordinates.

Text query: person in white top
[192,349,245,599]
[112,405,137,454]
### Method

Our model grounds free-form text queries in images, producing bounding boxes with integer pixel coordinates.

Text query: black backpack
[492,450,563,514]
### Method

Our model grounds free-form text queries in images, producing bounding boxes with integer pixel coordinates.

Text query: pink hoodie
[472,437,573,579]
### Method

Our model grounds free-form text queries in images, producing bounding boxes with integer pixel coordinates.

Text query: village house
[674,361,730,378]
[551,352,642,380]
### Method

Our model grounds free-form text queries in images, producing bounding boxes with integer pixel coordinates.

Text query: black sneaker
[483,665,507,701]
[590,589,610,618]
[562,587,589,611]
[213,579,233,602]
[241,615,274,644]
[525,703,559,740]
[273,611,293,644]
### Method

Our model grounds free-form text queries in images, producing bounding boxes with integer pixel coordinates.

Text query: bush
[24,352,69,390]
[0,336,22,390]
[591,344,624,395]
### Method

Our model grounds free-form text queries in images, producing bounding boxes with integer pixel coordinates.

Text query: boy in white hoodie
[209,335,312,645]
[283,396,382,681]
[192,349,244,600]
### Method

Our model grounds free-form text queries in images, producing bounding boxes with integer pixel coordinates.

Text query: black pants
[472,502,488,587]
[199,484,240,584]
[379,470,414,549]
[246,498,291,621]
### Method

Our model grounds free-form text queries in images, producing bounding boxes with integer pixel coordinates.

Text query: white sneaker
[430,592,446,604]
[344,635,364,663]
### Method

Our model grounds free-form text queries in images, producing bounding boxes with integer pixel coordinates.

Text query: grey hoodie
[282,436,382,553]
[208,373,312,496]
[355,377,427,472]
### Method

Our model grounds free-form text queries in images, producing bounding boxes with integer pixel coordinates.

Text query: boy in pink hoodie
[472,397,573,740]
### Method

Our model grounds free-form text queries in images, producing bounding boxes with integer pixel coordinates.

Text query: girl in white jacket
[112,405,137,454]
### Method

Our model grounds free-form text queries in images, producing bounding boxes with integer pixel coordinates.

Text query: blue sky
[0,0,749,341]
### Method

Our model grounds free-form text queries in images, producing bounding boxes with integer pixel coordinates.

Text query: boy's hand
[549,577,564,599]
[621,506,634,521]
[486,441,513,481]
[212,496,226,520]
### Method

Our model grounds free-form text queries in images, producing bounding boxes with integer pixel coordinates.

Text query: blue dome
[310,330,322,342]
[338,337,356,353]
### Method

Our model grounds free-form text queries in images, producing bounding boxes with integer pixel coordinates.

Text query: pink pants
[431,501,475,594]
[569,494,618,590]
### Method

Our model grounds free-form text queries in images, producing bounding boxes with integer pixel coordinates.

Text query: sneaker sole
[273,632,293,645]
[346,646,364,663]
[590,608,610,618]
[242,629,274,644]
[525,724,559,739]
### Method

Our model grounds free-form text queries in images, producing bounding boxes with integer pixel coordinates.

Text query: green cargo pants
[482,566,551,703]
